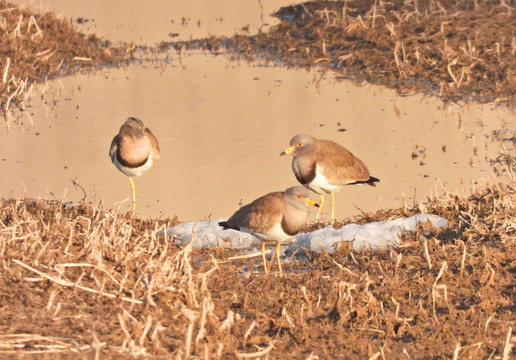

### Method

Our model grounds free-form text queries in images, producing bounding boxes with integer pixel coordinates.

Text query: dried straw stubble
[0,178,515,358]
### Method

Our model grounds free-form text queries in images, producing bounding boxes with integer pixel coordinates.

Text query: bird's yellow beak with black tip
[280,145,296,156]
[305,197,320,207]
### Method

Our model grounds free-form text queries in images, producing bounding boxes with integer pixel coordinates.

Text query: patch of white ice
[166,214,448,254]
[287,213,448,255]
[167,219,259,249]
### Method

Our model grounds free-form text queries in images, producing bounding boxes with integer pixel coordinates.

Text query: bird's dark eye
[297,142,303,147]
[297,195,303,199]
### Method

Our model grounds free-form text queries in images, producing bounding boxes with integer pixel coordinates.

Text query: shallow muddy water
[3,0,515,222]
[18,0,294,44]
[1,52,514,221]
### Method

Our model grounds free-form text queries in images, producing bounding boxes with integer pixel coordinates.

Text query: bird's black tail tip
[218,221,232,230]
[368,176,380,187]
[219,221,240,231]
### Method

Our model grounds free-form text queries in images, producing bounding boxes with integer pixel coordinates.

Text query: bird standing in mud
[109,117,160,214]
[280,134,379,223]
[219,186,319,275]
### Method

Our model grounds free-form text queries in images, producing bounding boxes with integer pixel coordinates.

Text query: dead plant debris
[1,179,515,359]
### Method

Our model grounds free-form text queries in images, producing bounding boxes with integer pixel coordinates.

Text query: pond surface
[3,0,514,221]
[17,0,294,44]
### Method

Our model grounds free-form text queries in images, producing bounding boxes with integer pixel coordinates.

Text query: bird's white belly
[113,155,155,177]
[242,222,294,243]
[306,166,342,194]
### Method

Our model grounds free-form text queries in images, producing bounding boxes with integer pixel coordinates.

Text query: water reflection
[5,1,515,221]
[1,52,513,221]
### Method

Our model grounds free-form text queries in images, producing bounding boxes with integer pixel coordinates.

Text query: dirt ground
[1,179,516,359]
[1,0,516,359]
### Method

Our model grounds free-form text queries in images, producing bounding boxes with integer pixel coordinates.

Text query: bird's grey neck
[281,199,308,236]
[293,155,317,184]
[285,197,309,218]
[294,144,314,157]
[120,126,144,139]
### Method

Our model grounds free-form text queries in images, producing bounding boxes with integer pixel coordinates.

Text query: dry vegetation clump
[176,0,516,106]
[1,178,516,358]
[0,1,128,124]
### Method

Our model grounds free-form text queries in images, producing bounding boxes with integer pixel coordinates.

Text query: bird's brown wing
[227,192,283,233]
[316,140,371,184]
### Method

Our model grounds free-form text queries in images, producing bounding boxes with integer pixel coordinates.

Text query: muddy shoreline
[0,0,131,120]
[168,0,516,106]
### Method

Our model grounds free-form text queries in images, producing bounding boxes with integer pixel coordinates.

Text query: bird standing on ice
[219,186,319,275]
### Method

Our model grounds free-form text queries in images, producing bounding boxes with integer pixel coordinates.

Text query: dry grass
[1,177,515,359]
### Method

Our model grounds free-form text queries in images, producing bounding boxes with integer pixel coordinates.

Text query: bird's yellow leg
[315,194,325,221]
[331,192,335,223]
[276,242,283,276]
[261,241,269,275]
[129,176,136,214]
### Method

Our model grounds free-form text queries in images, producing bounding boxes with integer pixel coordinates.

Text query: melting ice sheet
[166,214,448,253]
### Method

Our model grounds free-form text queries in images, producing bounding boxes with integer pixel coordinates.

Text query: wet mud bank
[2,0,515,122]
[171,0,516,106]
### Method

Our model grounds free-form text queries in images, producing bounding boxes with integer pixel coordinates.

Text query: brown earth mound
[0,180,515,358]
